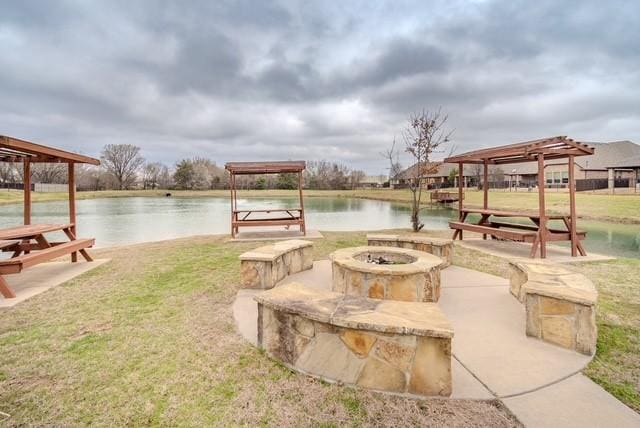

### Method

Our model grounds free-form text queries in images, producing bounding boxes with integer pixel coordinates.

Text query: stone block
[575,305,597,355]
[332,266,346,293]
[374,337,416,372]
[422,266,441,302]
[257,283,454,398]
[302,246,314,270]
[347,272,365,296]
[525,294,541,338]
[295,333,366,384]
[510,265,528,301]
[368,280,385,299]
[357,357,406,393]
[541,316,575,349]
[387,275,418,302]
[408,336,452,397]
[294,317,315,338]
[540,296,576,316]
[340,329,377,358]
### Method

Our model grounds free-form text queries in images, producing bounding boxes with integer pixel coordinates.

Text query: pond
[0,196,638,259]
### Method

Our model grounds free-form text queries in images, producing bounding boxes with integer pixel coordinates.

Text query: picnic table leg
[35,234,51,249]
[79,249,94,262]
[0,276,16,298]
[62,228,78,262]
[530,235,540,258]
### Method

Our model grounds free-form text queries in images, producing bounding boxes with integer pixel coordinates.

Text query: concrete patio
[0,259,110,308]
[233,260,640,427]
[457,238,614,263]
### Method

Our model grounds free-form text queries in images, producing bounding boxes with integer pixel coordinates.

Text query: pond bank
[1,188,638,225]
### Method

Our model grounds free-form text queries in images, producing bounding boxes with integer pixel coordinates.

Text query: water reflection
[0,196,637,258]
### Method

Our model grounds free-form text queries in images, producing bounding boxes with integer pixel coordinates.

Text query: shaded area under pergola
[444,136,594,258]
[225,161,306,238]
[0,135,99,298]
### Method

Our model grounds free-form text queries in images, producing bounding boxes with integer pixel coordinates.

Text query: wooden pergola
[444,136,594,258]
[225,161,306,238]
[0,135,100,298]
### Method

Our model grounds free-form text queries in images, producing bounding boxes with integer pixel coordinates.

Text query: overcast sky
[1,0,639,174]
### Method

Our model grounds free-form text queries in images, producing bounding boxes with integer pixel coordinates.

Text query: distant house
[392,162,481,189]
[357,175,387,188]
[393,140,640,191]
[506,141,640,189]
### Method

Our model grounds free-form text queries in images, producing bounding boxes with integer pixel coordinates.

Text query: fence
[0,182,68,192]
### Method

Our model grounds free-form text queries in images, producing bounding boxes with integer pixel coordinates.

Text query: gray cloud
[0,0,639,173]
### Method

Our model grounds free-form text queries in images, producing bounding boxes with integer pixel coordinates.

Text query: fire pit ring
[329,246,443,302]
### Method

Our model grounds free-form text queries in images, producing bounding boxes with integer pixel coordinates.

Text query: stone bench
[330,246,442,302]
[367,234,453,267]
[510,261,598,355]
[255,283,454,397]
[240,240,313,289]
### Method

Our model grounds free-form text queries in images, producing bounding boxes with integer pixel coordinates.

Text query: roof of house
[505,140,640,174]
[0,135,100,165]
[608,154,640,169]
[395,162,477,180]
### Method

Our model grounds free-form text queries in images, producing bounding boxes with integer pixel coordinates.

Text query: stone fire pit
[330,246,442,302]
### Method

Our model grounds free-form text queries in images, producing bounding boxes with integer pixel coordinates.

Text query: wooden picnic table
[450,208,587,258]
[0,223,95,298]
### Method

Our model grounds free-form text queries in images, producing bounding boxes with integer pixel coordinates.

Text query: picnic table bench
[450,208,586,258]
[231,208,305,235]
[0,223,94,298]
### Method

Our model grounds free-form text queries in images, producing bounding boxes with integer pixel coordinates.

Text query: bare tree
[349,170,366,189]
[32,163,67,184]
[0,163,18,184]
[157,164,173,189]
[101,144,145,190]
[470,163,482,189]
[381,138,402,185]
[142,162,163,189]
[403,109,453,232]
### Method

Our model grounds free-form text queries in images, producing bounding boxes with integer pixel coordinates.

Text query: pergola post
[568,155,578,256]
[483,160,489,239]
[457,162,463,220]
[537,154,547,258]
[23,158,31,225]
[229,172,236,238]
[68,162,78,262]
[298,171,306,235]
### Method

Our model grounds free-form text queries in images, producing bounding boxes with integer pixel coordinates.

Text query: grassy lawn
[453,244,640,412]
[1,188,639,223]
[0,233,521,427]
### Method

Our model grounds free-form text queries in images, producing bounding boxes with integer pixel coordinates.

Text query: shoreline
[0,189,639,225]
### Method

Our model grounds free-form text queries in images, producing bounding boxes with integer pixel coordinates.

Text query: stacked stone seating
[240,240,313,289]
[255,283,454,397]
[367,234,453,267]
[330,246,442,302]
[510,261,598,355]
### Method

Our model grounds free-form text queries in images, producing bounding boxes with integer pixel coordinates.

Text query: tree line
[0,144,369,191]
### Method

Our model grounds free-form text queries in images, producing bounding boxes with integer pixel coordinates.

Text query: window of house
[545,172,553,184]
